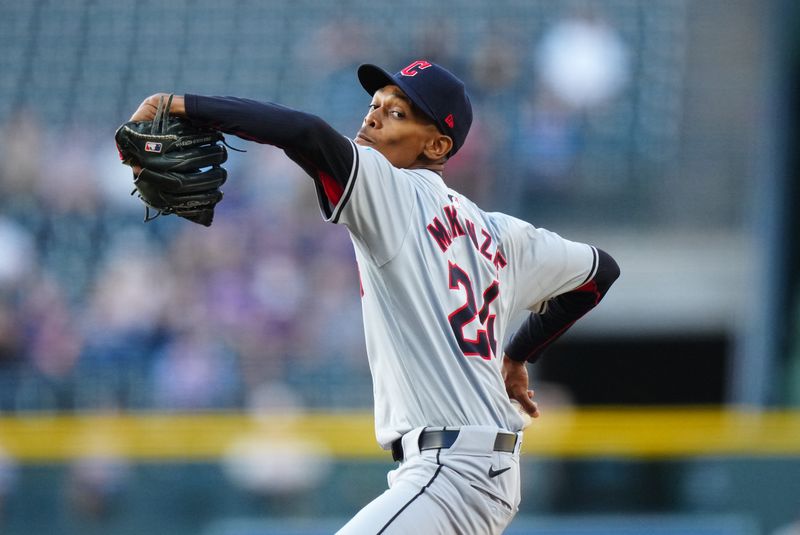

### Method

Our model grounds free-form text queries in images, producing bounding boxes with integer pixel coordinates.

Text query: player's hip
[389,426,523,512]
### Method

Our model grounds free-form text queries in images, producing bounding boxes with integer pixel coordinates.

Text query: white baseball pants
[336,426,523,535]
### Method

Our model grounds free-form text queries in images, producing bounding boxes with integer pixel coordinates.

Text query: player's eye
[368,104,378,111]
[391,110,405,119]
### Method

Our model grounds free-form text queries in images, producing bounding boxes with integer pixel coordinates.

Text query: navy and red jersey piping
[505,248,619,363]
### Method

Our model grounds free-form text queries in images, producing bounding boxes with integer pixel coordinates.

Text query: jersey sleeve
[492,214,598,313]
[315,145,416,266]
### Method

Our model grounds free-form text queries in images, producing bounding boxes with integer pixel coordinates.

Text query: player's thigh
[335,479,451,535]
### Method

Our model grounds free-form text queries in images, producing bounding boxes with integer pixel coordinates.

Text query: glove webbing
[152,94,174,134]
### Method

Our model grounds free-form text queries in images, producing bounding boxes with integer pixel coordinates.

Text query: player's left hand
[502,355,540,419]
[115,94,228,226]
[130,93,187,122]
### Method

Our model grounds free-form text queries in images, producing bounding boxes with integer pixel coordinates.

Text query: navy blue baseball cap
[357,60,473,157]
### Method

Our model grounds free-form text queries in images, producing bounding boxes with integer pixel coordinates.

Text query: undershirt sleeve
[505,248,620,363]
[184,94,355,203]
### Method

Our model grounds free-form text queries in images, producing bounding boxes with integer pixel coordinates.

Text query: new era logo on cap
[358,60,473,157]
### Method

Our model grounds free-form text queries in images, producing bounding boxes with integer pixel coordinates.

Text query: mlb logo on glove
[144,141,163,153]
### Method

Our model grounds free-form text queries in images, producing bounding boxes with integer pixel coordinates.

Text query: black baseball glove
[115,95,228,226]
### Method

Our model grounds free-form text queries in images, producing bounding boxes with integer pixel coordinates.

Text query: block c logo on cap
[401,60,432,77]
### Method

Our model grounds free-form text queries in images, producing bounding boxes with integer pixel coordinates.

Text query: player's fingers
[524,400,540,418]
[515,391,540,418]
[129,95,161,122]
[130,103,155,122]
[528,390,541,418]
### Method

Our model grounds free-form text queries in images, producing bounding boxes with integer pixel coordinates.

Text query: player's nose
[364,108,381,129]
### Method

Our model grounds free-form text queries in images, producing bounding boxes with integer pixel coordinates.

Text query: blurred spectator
[0,217,34,408]
[0,111,43,207]
[150,326,241,410]
[535,13,629,110]
[510,11,630,214]
[0,448,18,524]
[66,456,130,522]
[37,128,102,216]
[299,245,364,366]
[19,275,84,409]
[0,217,35,287]
[78,230,171,408]
[222,382,332,514]
[0,302,22,409]
[470,34,524,104]
[515,90,582,194]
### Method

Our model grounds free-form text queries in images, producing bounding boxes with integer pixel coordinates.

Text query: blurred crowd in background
[0,0,701,413]
[1,0,791,412]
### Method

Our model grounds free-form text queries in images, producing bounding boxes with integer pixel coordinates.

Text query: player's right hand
[502,355,541,419]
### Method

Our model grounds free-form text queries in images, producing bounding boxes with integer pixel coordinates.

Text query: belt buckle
[493,431,518,453]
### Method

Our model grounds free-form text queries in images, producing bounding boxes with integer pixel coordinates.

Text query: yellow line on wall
[0,408,798,462]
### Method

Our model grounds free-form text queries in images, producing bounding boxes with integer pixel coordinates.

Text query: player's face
[355,85,443,168]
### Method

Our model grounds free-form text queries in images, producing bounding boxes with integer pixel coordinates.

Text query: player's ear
[423,133,453,162]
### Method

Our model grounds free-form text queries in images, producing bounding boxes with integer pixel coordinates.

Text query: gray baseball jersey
[317,142,598,448]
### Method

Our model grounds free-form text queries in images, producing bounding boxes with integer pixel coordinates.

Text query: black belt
[391,429,517,462]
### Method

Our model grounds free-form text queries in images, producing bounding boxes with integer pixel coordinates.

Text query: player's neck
[409,161,446,175]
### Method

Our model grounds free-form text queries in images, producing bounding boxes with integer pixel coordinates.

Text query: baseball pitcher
[119,60,620,534]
